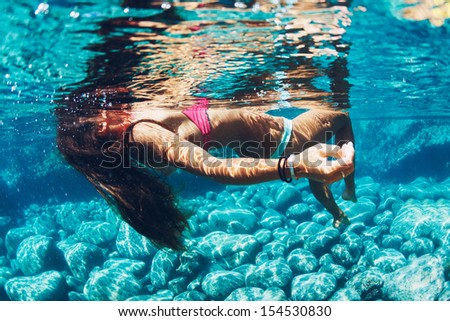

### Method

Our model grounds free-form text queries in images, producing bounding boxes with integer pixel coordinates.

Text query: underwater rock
[318,264,347,284]
[287,248,318,275]
[84,267,142,301]
[253,229,272,245]
[63,242,105,280]
[262,241,287,260]
[196,232,261,269]
[176,251,206,276]
[76,221,117,246]
[66,275,85,293]
[5,227,35,257]
[397,177,450,200]
[31,214,57,236]
[372,249,407,273]
[346,269,384,301]
[103,258,146,277]
[437,282,450,301]
[168,277,190,296]
[174,290,208,301]
[340,197,377,225]
[304,227,340,256]
[340,232,363,258]
[5,270,67,301]
[128,290,174,301]
[383,254,445,300]
[115,222,158,259]
[260,209,286,230]
[55,202,90,233]
[16,235,59,276]
[329,288,361,301]
[381,234,403,250]
[344,222,366,235]
[272,228,292,243]
[68,291,87,301]
[361,225,388,242]
[246,259,293,289]
[208,208,257,234]
[373,211,394,226]
[0,266,13,291]
[286,203,312,222]
[275,185,302,213]
[201,271,245,300]
[295,221,324,236]
[225,287,287,301]
[400,237,434,258]
[291,273,337,301]
[312,212,333,226]
[330,244,358,269]
[390,199,450,246]
[260,195,276,210]
[150,250,179,289]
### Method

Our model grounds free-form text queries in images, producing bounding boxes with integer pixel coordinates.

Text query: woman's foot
[342,187,357,203]
[333,212,351,228]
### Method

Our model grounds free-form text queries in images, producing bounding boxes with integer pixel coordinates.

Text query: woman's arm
[131,122,354,185]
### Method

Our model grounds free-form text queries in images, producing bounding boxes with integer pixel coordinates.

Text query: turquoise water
[0,0,449,301]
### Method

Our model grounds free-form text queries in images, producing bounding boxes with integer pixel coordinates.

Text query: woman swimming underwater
[56,103,356,250]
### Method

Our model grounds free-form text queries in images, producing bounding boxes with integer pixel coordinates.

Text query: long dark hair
[55,108,188,250]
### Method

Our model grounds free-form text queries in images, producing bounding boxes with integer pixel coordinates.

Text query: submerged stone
[63,242,105,280]
[383,254,445,300]
[150,250,179,289]
[291,273,337,301]
[208,208,257,234]
[103,258,146,277]
[331,244,358,269]
[381,234,403,250]
[174,290,207,301]
[286,203,311,222]
[176,251,206,276]
[31,214,57,236]
[340,197,377,225]
[304,227,340,256]
[84,268,142,301]
[201,271,245,300]
[168,277,189,296]
[346,269,384,301]
[5,227,35,257]
[400,237,434,258]
[16,235,59,276]
[287,249,318,275]
[372,249,407,273]
[318,264,347,283]
[329,288,361,301]
[437,282,450,301]
[246,259,293,289]
[6,271,67,301]
[55,202,90,233]
[390,199,449,246]
[196,232,261,269]
[275,185,302,212]
[260,209,286,230]
[225,287,287,301]
[262,241,287,260]
[76,221,117,246]
[253,229,272,244]
[116,222,158,259]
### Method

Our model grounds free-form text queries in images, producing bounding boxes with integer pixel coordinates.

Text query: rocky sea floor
[0,176,449,301]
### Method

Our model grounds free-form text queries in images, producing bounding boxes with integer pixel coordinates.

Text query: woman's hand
[293,142,354,184]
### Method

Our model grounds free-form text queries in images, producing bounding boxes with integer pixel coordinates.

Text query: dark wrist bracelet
[277,156,292,183]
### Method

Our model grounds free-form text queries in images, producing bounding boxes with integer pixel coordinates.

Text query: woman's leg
[288,109,356,227]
